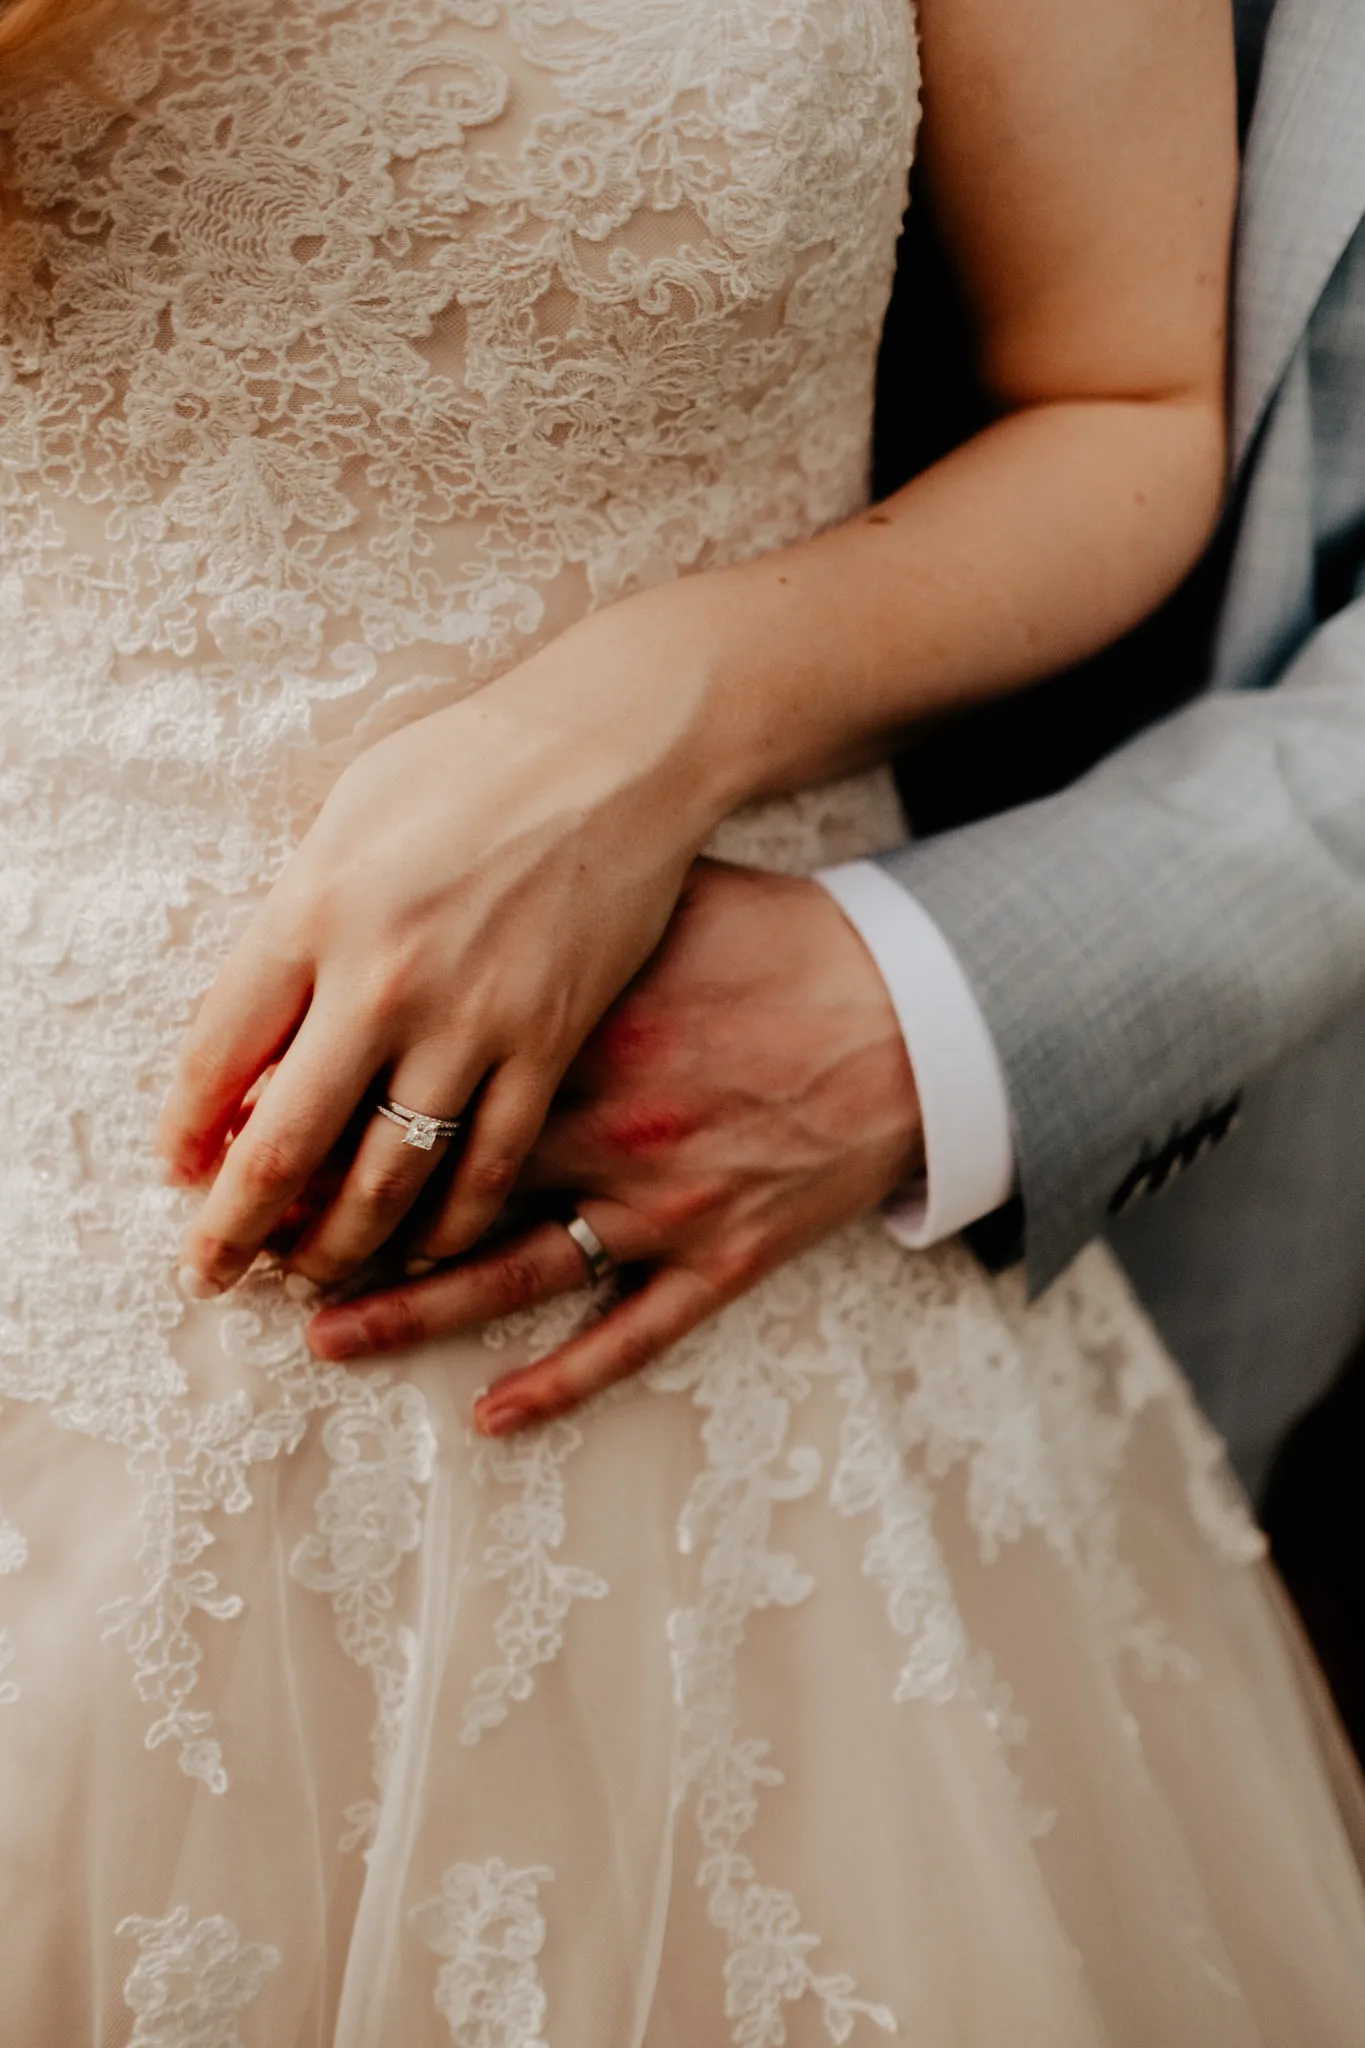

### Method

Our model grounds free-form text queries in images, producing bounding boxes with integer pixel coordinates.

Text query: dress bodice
[0,0,920,1204]
[0,0,918,789]
[0,0,918,1785]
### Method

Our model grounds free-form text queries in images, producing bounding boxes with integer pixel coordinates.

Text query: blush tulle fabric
[1,0,1364,2041]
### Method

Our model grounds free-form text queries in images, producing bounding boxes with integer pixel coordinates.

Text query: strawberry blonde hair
[0,0,63,61]
[0,0,110,75]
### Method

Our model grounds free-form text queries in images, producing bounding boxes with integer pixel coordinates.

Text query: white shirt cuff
[816,860,1016,1247]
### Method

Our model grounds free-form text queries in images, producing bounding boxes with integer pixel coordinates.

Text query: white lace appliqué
[0,0,919,1794]
[651,1270,900,2048]
[411,1858,554,2048]
[642,1233,1256,2043]
[118,1906,281,2047]
[462,1324,611,1743]
[290,1372,437,1846]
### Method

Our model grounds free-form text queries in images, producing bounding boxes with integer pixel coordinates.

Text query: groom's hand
[306,859,923,1432]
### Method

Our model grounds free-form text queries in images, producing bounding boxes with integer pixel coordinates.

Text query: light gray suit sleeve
[879,596,1365,1293]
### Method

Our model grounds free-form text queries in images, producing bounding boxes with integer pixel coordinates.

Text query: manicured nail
[178,1265,223,1301]
[284,1272,319,1303]
[405,1256,437,1278]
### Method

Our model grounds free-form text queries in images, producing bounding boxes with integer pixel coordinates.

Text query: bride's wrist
[559,560,888,816]
[479,587,763,843]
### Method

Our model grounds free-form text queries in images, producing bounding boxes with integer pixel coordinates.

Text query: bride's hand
[305,861,924,1429]
[158,602,734,1295]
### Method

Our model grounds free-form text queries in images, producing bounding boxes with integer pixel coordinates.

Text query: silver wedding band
[565,1210,616,1285]
[375,1098,463,1152]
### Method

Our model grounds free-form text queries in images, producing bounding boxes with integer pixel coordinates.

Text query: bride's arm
[503,0,1235,812]
[161,0,1235,1294]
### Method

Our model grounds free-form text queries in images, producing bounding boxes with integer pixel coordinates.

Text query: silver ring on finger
[564,1209,616,1286]
[374,1097,463,1152]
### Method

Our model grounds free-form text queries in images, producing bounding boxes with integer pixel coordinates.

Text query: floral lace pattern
[0,2,1343,2044]
[651,1267,902,2047]
[609,1229,1262,2046]
[0,0,918,1786]
[118,1907,281,2047]
[90,1279,351,1792]
[291,1373,438,1843]
[461,1408,610,1745]
[412,1860,553,2048]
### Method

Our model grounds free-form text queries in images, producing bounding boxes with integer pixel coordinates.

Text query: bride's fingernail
[405,1256,437,1278]
[178,1265,223,1301]
[284,1272,319,1303]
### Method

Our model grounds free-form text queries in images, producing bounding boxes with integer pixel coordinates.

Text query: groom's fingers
[472,1264,718,1436]
[305,1201,660,1362]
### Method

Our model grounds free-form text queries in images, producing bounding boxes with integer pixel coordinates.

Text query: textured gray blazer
[881,0,1365,1491]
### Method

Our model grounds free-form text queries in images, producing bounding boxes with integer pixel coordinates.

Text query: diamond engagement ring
[374,1098,463,1151]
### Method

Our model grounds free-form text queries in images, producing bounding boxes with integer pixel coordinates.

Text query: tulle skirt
[2,1231,1364,2046]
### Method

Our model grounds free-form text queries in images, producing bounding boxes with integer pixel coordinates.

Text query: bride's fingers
[311,1058,554,1281]
[416,1058,559,1260]
[158,937,312,1185]
[472,1264,717,1436]
[285,1047,482,1284]
[178,1009,383,1294]
[305,1201,660,1362]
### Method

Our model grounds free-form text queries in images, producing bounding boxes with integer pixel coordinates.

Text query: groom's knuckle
[600,1008,669,1068]
[600,1101,694,1156]
[657,1178,715,1229]
[536,1359,576,1408]
[711,1236,764,1292]
[370,1296,426,1351]
[494,1249,544,1311]
[608,1327,656,1381]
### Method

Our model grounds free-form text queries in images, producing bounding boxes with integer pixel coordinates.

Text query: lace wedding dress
[3,0,1365,2041]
